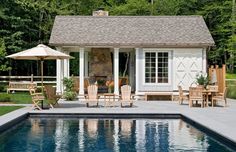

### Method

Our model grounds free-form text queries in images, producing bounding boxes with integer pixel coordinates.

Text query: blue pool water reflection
[0,118,233,152]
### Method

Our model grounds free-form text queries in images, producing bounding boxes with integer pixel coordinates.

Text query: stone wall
[89,48,112,77]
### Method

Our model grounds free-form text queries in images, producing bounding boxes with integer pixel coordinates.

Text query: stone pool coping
[1,99,236,149]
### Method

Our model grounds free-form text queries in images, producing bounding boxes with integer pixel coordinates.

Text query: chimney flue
[93,8,109,16]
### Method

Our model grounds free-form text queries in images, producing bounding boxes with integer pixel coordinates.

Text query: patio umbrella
[6,44,73,90]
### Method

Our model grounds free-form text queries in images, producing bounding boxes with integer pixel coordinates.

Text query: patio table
[103,93,118,107]
[202,89,218,107]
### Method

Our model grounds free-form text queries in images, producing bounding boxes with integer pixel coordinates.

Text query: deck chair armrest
[131,95,136,100]
[84,94,88,99]
[118,95,122,99]
[97,95,101,99]
[33,93,44,96]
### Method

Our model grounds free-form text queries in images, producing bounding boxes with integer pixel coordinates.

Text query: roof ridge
[55,15,203,18]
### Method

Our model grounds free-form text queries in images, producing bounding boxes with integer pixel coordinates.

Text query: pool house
[49,11,215,95]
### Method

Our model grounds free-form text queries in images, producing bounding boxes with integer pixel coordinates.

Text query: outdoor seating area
[177,84,227,108]
[84,84,134,108]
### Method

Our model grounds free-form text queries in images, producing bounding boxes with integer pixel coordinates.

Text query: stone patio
[1,98,236,145]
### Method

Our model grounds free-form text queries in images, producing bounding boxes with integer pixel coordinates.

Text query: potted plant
[106,80,114,93]
[196,72,209,89]
[63,77,77,101]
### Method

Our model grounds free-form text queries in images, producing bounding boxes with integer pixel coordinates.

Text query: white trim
[56,47,64,94]
[63,51,69,78]
[56,59,62,94]
[135,48,139,94]
[79,48,85,95]
[114,48,119,95]
[202,48,207,73]
[142,49,172,86]
[84,51,88,77]
[60,59,64,93]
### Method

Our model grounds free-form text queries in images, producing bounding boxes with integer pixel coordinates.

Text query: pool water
[0,118,233,152]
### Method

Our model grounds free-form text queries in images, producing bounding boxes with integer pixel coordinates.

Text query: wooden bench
[144,92,174,101]
[7,81,37,93]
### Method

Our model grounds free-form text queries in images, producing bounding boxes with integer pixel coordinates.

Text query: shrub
[0,84,7,92]
[63,91,77,101]
[63,77,75,92]
[63,77,76,101]
[0,94,11,102]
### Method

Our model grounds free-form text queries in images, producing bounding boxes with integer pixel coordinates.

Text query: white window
[145,51,169,84]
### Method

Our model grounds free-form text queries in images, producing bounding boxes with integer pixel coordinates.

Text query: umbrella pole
[41,59,44,93]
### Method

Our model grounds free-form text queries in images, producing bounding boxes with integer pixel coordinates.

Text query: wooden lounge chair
[29,87,45,110]
[189,87,204,108]
[44,85,61,108]
[178,86,189,105]
[120,85,134,107]
[85,85,99,107]
[211,87,227,107]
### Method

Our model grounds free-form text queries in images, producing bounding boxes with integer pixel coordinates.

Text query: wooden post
[222,64,226,92]
[208,64,226,93]
[31,74,33,83]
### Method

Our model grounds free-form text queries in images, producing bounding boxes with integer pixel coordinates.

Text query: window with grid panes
[145,52,169,83]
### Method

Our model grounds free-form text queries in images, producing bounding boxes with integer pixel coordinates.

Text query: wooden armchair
[120,85,134,107]
[44,85,61,108]
[178,86,189,105]
[211,87,227,107]
[189,87,204,108]
[85,85,99,107]
[29,87,45,110]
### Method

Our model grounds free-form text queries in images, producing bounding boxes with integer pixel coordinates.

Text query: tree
[0,38,11,72]
[109,0,151,15]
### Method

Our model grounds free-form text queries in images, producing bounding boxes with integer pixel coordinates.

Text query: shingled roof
[49,16,214,47]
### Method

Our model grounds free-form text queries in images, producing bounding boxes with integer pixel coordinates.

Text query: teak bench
[7,81,37,93]
[144,92,173,101]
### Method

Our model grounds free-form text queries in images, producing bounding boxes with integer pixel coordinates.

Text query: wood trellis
[208,65,226,93]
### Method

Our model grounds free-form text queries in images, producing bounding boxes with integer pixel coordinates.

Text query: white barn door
[173,49,203,90]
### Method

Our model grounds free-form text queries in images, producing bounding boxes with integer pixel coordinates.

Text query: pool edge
[1,112,236,151]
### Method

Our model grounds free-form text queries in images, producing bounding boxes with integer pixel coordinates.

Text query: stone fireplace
[89,48,112,77]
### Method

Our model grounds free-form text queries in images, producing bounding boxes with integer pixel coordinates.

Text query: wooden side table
[104,93,117,107]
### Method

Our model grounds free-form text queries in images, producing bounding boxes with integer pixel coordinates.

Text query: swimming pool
[0,118,234,152]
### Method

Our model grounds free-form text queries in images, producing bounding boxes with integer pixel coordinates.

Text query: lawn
[226,80,236,99]
[0,92,32,104]
[0,106,24,116]
[226,73,236,79]
[0,92,52,106]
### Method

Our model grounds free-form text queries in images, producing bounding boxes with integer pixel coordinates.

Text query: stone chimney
[93,8,109,16]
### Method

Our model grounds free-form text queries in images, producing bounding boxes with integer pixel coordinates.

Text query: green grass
[226,73,236,79]
[226,80,236,99]
[0,92,51,106]
[0,106,24,116]
[0,92,32,104]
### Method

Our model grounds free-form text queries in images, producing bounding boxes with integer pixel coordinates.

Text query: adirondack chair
[44,85,61,108]
[120,85,134,107]
[29,86,45,110]
[85,85,99,107]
